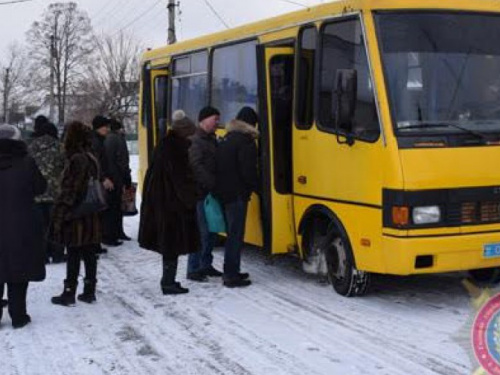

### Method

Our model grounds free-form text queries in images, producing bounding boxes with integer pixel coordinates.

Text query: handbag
[204,194,226,233]
[71,153,108,219]
[122,183,138,216]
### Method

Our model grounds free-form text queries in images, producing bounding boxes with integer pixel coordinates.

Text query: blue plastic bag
[204,194,226,233]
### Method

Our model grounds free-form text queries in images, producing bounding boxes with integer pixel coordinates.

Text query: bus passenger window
[171,52,208,121]
[154,75,168,137]
[318,18,380,142]
[211,41,258,124]
[296,26,317,129]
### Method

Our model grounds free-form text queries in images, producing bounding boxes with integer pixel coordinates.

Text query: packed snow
[0,156,473,375]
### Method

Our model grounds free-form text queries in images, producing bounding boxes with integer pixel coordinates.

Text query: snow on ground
[0,156,473,375]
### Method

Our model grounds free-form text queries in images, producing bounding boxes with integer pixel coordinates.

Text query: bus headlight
[412,206,441,225]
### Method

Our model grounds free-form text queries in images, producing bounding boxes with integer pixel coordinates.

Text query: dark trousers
[35,202,64,260]
[0,282,29,323]
[66,245,98,284]
[223,199,248,279]
[102,186,122,242]
[187,200,217,274]
[161,254,179,287]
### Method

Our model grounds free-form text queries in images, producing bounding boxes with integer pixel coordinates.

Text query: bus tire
[326,236,370,297]
[468,267,500,285]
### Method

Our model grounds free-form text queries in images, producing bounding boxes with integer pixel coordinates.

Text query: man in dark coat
[0,125,47,328]
[139,110,199,295]
[215,107,259,288]
[91,115,116,249]
[187,106,222,282]
[105,119,132,242]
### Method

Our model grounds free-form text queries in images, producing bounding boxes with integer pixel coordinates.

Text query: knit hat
[236,107,259,127]
[0,124,21,140]
[172,110,196,136]
[198,106,220,123]
[92,115,110,130]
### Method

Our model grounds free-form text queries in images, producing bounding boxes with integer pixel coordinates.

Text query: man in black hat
[91,115,118,248]
[187,106,222,282]
[105,119,132,242]
[215,107,260,288]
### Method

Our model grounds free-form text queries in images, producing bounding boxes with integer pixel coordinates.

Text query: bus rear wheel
[325,237,370,297]
[468,267,500,285]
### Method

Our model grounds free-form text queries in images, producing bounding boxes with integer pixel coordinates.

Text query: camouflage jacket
[28,135,65,203]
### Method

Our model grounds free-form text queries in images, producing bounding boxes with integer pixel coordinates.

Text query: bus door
[150,69,169,161]
[263,47,296,254]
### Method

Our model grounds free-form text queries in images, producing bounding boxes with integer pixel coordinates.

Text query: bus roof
[142,0,499,63]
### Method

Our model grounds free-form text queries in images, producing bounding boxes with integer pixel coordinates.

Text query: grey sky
[0,0,324,61]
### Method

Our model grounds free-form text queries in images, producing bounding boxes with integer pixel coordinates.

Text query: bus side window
[211,40,259,125]
[154,75,168,138]
[318,18,380,142]
[171,52,209,121]
[296,26,317,129]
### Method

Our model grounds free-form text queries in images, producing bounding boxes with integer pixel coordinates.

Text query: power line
[277,0,309,8]
[113,0,164,36]
[0,0,33,5]
[202,0,230,29]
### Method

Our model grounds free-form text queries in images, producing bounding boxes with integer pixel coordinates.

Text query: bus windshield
[376,12,500,137]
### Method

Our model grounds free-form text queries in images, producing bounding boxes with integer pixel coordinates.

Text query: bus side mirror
[332,69,357,146]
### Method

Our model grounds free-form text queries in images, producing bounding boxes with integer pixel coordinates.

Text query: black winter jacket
[91,132,111,181]
[0,139,47,283]
[215,120,259,204]
[105,131,131,188]
[189,127,217,198]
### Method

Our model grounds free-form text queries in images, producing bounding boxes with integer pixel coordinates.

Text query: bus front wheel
[325,236,370,297]
[468,267,500,285]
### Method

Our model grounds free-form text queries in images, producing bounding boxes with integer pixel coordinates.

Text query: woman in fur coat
[50,121,102,306]
[139,110,200,295]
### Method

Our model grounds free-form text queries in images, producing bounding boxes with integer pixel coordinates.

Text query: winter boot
[77,279,97,304]
[161,258,189,295]
[51,280,77,306]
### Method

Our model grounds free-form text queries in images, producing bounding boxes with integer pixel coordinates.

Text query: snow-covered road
[0,157,473,375]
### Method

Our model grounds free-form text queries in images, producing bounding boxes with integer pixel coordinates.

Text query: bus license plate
[484,243,500,258]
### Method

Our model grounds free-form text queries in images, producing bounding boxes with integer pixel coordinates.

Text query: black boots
[161,258,189,295]
[51,280,77,306]
[77,279,97,303]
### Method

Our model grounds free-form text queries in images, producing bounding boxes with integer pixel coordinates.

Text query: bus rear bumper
[380,231,500,275]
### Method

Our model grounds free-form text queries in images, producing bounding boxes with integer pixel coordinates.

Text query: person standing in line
[28,121,65,263]
[215,107,260,288]
[139,110,199,295]
[187,106,223,282]
[105,119,132,242]
[50,121,102,306]
[91,115,116,250]
[0,125,47,328]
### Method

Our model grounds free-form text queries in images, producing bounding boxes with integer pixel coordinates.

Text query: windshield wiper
[399,122,488,140]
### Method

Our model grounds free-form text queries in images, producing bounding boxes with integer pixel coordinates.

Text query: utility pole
[2,68,10,124]
[167,0,177,44]
[49,34,56,122]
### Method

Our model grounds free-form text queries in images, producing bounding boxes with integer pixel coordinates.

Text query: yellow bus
[139,0,500,296]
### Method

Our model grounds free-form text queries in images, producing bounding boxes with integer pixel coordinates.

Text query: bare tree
[26,2,93,124]
[0,43,25,124]
[74,31,143,127]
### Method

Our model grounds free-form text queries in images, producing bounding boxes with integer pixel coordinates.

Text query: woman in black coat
[50,121,102,306]
[0,125,46,329]
[138,110,200,295]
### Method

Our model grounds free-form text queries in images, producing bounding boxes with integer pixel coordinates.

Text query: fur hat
[236,107,259,127]
[198,106,220,123]
[172,110,196,136]
[92,115,110,130]
[0,124,21,140]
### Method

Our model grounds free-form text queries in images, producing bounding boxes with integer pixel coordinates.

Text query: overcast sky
[0,0,324,61]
